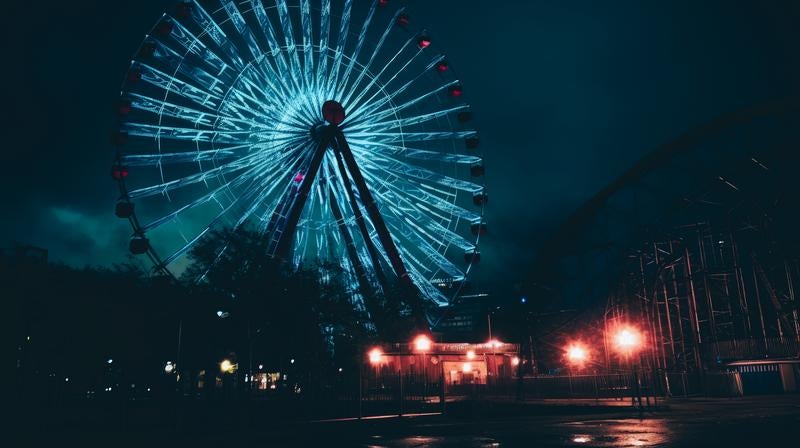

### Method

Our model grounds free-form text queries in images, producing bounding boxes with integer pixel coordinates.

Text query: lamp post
[565,343,589,397]
[612,326,643,409]
[413,335,431,399]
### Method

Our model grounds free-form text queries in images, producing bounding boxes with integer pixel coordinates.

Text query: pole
[439,363,446,414]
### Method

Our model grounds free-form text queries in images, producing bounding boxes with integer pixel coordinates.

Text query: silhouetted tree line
[7,228,414,404]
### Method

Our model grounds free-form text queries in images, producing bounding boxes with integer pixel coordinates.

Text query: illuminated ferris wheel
[111,0,486,324]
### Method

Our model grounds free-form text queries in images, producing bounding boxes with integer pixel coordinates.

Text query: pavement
[11,395,800,447]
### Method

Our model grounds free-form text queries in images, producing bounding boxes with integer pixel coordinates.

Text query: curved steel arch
[526,97,800,308]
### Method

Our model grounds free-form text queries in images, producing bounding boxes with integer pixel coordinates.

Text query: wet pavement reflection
[561,419,670,447]
[360,419,672,447]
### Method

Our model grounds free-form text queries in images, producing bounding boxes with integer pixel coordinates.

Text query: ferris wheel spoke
[377,188,475,252]
[127,141,303,200]
[358,167,472,248]
[339,7,406,107]
[221,1,264,61]
[158,166,275,268]
[251,0,303,97]
[154,145,307,265]
[273,0,320,121]
[127,92,264,130]
[343,138,480,164]
[185,0,247,71]
[123,121,306,145]
[348,79,461,128]
[357,162,480,222]
[324,0,353,99]
[300,0,314,89]
[143,40,229,97]
[383,213,464,280]
[217,62,298,118]
[165,15,231,79]
[127,93,218,128]
[121,143,256,167]
[192,147,310,281]
[232,163,302,229]
[345,37,424,117]
[140,158,271,232]
[349,105,471,134]
[334,0,378,100]
[123,122,246,144]
[275,0,304,87]
[350,130,477,145]
[218,84,302,129]
[345,52,424,123]
[315,0,332,97]
[374,157,481,192]
[346,54,445,124]
[132,62,221,108]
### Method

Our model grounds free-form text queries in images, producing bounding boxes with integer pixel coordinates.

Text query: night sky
[2,1,799,299]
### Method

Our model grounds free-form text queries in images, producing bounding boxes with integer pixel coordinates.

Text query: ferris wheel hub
[322,100,346,126]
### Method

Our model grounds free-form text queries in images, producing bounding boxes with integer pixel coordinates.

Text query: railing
[700,337,800,363]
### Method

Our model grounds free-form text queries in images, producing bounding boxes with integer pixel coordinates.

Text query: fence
[700,337,800,363]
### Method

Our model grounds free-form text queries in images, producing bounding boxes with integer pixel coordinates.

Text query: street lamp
[611,325,644,408]
[566,344,588,365]
[413,334,432,397]
[613,326,642,356]
[368,348,383,365]
[164,361,175,374]
[220,359,235,373]
[413,335,432,352]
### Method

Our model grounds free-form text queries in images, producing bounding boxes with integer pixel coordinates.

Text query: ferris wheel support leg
[332,148,388,287]
[272,134,335,260]
[328,185,385,332]
[333,130,429,330]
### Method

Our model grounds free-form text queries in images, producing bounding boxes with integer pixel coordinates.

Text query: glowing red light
[368,348,383,365]
[111,166,129,180]
[613,326,642,354]
[413,334,432,352]
[157,21,174,36]
[293,172,305,183]
[565,343,588,365]
[449,85,463,97]
[436,61,449,73]
[418,37,431,49]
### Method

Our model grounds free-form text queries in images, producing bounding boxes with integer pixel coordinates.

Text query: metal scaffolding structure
[526,99,800,379]
[606,222,800,374]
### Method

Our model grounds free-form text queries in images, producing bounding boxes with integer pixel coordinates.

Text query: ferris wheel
[112,0,486,324]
